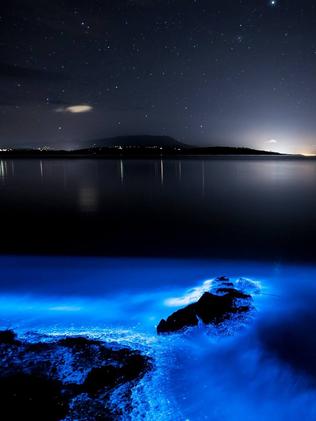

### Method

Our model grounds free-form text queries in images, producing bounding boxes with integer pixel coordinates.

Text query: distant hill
[0,135,289,157]
[88,135,188,149]
[0,146,288,158]
[185,146,282,155]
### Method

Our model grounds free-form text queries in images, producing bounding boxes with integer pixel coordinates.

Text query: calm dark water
[0,156,315,261]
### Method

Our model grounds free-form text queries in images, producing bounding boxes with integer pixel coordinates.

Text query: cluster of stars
[0,0,316,154]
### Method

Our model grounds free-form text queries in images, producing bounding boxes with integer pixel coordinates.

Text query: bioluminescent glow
[164,279,214,307]
[49,305,82,312]
[1,256,316,420]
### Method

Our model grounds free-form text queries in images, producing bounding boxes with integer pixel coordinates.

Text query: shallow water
[1,256,316,420]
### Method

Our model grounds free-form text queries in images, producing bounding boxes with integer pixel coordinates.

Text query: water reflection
[178,161,182,182]
[79,186,98,212]
[160,159,164,185]
[0,161,6,182]
[0,157,315,260]
[40,160,43,179]
[0,160,17,184]
[0,161,8,183]
[119,160,124,185]
[201,160,205,196]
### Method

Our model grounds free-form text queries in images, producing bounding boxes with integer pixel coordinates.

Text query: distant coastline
[0,146,303,158]
[0,136,303,158]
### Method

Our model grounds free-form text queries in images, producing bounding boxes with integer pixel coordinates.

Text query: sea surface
[0,156,315,260]
[1,157,316,420]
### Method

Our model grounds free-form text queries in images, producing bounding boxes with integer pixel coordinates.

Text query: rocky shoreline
[0,276,257,420]
[0,330,151,420]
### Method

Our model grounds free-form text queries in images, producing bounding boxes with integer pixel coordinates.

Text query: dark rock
[157,290,252,334]
[158,306,198,333]
[0,329,21,346]
[219,282,234,287]
[217,276,229,281]
[0,332,152,420]
[58,336,102,348]
[0,373,68,421]
[65,393,116,421]
[83,352,151,394]
[83,365,122,393]
[26,341,52,352]
[120,353,151,381]
[57,336,108,362]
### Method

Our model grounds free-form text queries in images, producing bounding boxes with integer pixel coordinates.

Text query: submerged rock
[0,332,151,420]
[157,277,253,334]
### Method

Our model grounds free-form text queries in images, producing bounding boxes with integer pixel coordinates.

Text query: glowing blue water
[1,256,316,420]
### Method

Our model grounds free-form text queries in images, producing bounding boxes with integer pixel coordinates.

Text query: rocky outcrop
[157,277,253,334]
[0,373,68,421]
[0,331,151,420]
[83,352,148,395]
[0,329,21,345]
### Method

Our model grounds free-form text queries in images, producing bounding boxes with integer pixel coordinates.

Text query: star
[270,0,277,6]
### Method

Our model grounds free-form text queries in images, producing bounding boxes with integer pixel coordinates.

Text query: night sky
[1,0,316,153]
